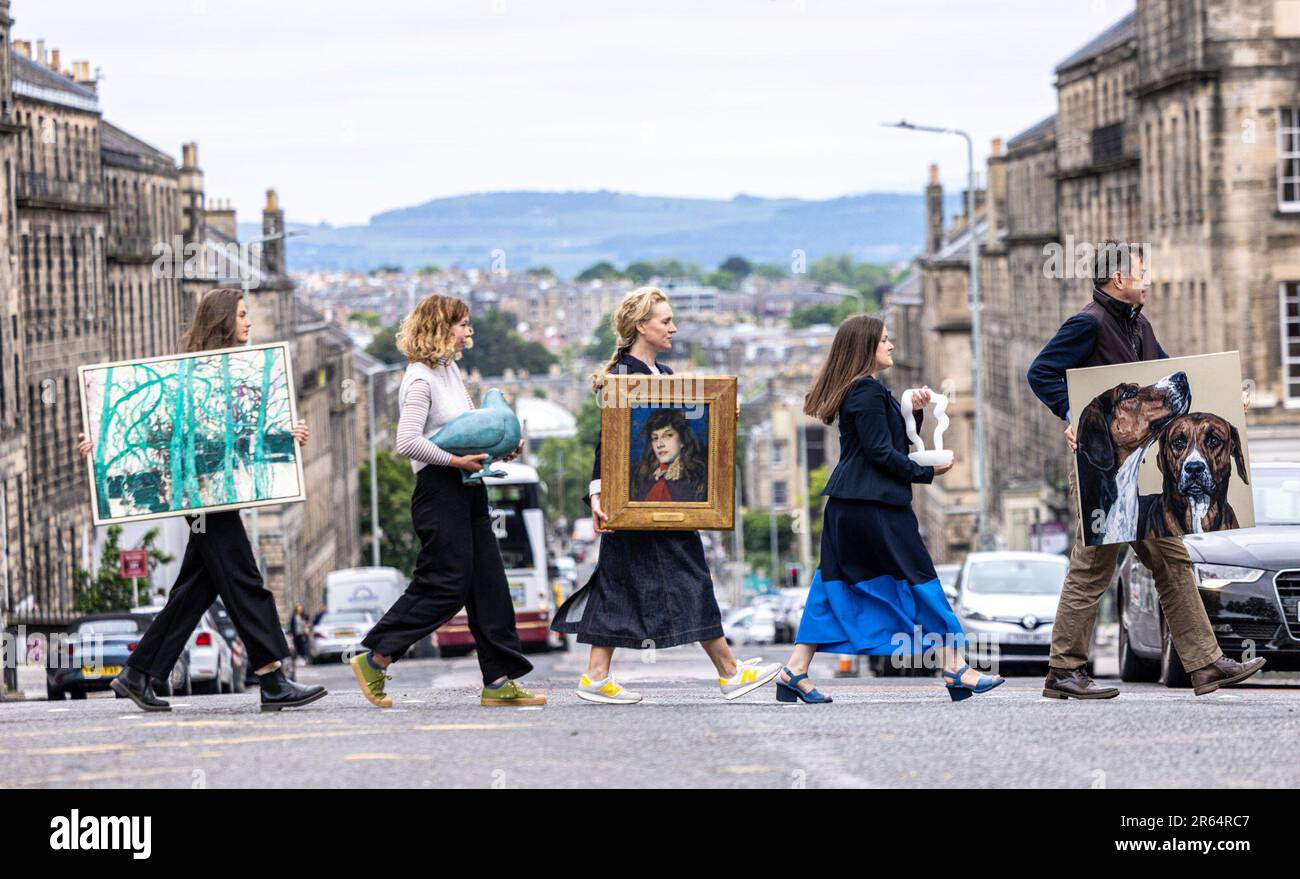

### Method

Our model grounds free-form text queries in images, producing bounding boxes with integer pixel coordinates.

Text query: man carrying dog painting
[1026,241,1265,698]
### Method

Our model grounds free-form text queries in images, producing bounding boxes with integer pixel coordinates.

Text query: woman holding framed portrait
[551,287,781,704]
[777,315,1003,704]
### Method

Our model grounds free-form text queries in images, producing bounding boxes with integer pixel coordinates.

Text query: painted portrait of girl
[629,407,708,502]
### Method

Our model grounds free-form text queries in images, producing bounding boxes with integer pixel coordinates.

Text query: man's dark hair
[1093,240,1141,288]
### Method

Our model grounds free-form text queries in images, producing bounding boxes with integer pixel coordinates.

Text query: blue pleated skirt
[795,497,964,655]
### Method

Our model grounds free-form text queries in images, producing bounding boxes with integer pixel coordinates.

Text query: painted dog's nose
[1184,459,1206,475]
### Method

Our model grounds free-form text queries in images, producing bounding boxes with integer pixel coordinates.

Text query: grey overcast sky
[23,0,1135,226]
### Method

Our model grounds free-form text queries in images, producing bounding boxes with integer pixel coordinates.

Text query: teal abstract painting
[78,343,307,526]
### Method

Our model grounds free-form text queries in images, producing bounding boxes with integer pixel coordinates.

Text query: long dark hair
[803,314,885,425]
[179,287,244,353]
[632,408,707,500]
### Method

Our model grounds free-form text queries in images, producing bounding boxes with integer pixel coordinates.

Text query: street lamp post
[883,120,990,548]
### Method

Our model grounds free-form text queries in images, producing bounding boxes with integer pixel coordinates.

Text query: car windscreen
[1252,468,1300,525]
[965,559,1067,595]
[76,619,140,635]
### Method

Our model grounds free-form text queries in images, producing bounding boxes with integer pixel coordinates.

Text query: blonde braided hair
[588,286,669,393]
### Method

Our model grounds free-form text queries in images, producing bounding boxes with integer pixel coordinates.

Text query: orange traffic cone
[833,656,861,678]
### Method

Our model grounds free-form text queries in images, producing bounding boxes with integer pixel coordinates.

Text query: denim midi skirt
[552,529,725,649]
[795,497,964,655]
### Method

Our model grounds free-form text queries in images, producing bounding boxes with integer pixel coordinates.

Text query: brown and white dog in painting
[1138,413,1249,539]
[1076,371,1190,546]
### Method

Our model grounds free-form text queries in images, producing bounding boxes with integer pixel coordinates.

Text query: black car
[1116,461,1300,686]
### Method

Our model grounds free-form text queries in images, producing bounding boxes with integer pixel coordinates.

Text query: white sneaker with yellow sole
[576,674,643,705]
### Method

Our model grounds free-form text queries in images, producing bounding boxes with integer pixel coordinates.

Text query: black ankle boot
[110,666,171,712]
[259,667,327,712]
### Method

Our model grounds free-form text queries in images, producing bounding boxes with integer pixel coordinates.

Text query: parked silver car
[955,551,1071,674]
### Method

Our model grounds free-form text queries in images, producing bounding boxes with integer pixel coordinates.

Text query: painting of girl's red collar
[628,406,710,503]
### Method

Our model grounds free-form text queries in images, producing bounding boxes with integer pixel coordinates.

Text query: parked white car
[723,604,777,646]
[954,551,1071,674]
[309,610,376,664]
[186,609,236,695]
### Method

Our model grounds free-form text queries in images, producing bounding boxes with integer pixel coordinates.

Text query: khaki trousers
[1050,467,1222,673]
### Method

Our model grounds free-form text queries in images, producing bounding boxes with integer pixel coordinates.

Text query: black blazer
[584,352,672,507]
[821,376,933,507]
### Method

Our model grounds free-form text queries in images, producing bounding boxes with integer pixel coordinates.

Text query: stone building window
[1279,107,1300,212]
[1282,282,1300,407]
[772,480,788,507]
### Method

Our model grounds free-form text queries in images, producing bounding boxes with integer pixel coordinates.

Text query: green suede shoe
[480,679,546,707]
[350,653,393,709]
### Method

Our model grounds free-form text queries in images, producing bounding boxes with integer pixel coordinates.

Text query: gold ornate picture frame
[599,374,736,531]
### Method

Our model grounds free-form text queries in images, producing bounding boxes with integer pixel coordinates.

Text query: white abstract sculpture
[899,389,953,468]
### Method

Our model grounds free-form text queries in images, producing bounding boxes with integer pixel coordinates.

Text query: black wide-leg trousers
[127,510,290,680]
[361,465,532,685]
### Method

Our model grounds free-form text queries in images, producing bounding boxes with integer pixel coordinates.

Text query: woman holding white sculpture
[777,315,1003,703]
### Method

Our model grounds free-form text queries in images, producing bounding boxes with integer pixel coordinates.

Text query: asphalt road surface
[3,646,1298,788]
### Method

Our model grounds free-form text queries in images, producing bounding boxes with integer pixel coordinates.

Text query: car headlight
[1195,564,1265,589]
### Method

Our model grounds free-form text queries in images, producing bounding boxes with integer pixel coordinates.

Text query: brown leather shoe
[1042,667,1119,700]
[1189,655,1266,696]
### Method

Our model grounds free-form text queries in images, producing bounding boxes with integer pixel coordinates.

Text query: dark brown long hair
[803,314,885,425]
[180,287,244,353]
[631,408,707,500]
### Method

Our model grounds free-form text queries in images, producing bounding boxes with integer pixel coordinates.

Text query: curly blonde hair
[396,294,471,365]
[589,286,669,392]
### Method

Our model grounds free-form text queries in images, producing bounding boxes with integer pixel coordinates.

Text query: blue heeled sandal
[942,663,1004,701]
[775,667,833,704]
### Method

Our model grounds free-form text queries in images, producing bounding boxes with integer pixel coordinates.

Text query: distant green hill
[245,189,963,278]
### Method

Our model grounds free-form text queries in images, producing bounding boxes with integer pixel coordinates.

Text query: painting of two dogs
[1074,363,1250,546]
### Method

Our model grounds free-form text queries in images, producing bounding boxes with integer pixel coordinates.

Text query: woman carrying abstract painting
[76,287,326,712]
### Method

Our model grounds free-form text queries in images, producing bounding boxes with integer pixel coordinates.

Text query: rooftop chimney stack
[925,163,944,256]
[49,48,60,72]
[14,40,30,59]
[35,39,45,65]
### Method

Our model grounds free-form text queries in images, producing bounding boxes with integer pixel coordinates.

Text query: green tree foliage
[74,526,174,613]
[576,261,622,282]
[526,266,556,279]
[704,269,739,291]
[366,324,403,365]
[535,436,589,526]
[624,261,657,284]
[576,394,602,448]
[789,303,841,329]
[359,450,420,578]
[807,254,888,308]
[583,311,618,361]
[417,264,443,275]
[742,510,794,578]
[458,309,557,377]
[349,310,382,327]
[751,262,789,281]
[719,255,752,278]
[369,264,404,277]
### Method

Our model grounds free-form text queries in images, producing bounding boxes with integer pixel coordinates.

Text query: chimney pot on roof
[928,163,939,185]
[35,39,45,64]
[14,40,30,59]
[265,189,279,212]
[49,48,60,71]
[182,142,198,169]
[991,137,1003,156]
